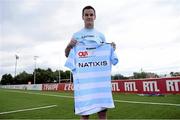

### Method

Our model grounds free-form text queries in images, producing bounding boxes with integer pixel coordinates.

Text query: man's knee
[98,108,108,113]
[98,109,108,119]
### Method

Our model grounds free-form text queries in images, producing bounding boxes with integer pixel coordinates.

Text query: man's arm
[65,38,77,57]
[111,42,116,50]
[65,45,72,57]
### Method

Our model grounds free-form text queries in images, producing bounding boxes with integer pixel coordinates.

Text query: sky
[0,0,180,78]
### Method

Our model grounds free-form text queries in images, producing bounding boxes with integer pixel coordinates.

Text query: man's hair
[82,6,96,16]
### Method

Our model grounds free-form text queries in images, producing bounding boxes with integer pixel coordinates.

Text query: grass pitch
[0,88,180,119]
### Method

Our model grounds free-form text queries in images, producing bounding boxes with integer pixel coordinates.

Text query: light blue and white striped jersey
[72,28,106,45]
[65,43,118,115]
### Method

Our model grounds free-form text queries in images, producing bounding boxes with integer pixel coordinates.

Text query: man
[65,6,116,57]
[65,6,117,120]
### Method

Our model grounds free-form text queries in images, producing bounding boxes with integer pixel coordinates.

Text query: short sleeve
[99,32,106,43]
[110,47,118,65]
[64,48,76,71]
[72,33,77,40]
[72,32,81,42]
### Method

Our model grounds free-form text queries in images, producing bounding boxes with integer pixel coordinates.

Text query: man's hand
[65,38,77,57]
[111,42,116,50]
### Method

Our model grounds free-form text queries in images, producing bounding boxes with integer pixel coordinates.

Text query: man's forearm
[65,39,77,57]
[65,44,73,57]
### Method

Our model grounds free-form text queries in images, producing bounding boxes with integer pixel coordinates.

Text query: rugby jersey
[72,28,106,45]
[65,43,118,115]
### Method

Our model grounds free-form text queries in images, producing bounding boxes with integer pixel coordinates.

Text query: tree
[34,68,54,83]
[1,68,84,84]
[53,70,64,83]
[170,72,180,77]
[1,74,13,85]
[133,72,146,79]
[14,71,33,84]
[133,71,159,79]
[111,74,128,80]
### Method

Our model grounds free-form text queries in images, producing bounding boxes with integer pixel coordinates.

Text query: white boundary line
[114,100,180,106]
[0,105,57,115]
[3,90,73,98]
[2,89,180,107]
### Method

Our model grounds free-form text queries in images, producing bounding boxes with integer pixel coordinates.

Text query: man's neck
[84,23,94,29]
[85,26,94,29]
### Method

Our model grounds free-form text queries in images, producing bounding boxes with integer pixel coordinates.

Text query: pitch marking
[0,105,57,115]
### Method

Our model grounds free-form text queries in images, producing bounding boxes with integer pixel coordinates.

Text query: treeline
[1,68,127,85]
[0,68,180,85]
[0,68,71,85]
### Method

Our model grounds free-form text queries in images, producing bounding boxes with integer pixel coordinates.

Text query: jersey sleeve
[99,32,106,43]
[110,46,119,65]
[72,33,77,40]
[64,48,76,71]
[72,32,81,42]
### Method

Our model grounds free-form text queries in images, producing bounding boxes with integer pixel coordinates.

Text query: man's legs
[81,115,89,120]
[80,109,107,120]
[97,109,107,120]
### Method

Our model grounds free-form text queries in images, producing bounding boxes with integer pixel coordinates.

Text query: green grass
[0,89,180,119]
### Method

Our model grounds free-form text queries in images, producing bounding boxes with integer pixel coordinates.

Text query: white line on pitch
[114,100,180,106]
[3,90,73,98]
[0,105,57,115]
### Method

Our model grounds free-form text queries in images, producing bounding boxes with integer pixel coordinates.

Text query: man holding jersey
[65,6,117,120]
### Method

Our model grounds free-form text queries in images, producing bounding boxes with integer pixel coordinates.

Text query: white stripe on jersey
[75,92,112,102]
[75,81,111,90]
[74,70,111,79]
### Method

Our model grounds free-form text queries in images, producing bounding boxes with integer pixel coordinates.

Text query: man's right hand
[65,38,77,57]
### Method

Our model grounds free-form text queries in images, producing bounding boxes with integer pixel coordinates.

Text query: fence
[1,77,180,94]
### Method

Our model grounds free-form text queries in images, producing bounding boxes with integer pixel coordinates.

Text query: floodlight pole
[34,56,38,84]
[59,70,61,83]
[58,54,61,83]
[14,54,19,77]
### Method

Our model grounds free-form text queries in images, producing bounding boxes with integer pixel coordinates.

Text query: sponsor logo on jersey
[78,61,108,68]
[78,51,89,58]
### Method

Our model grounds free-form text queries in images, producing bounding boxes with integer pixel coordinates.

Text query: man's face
[82,9,96,28]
